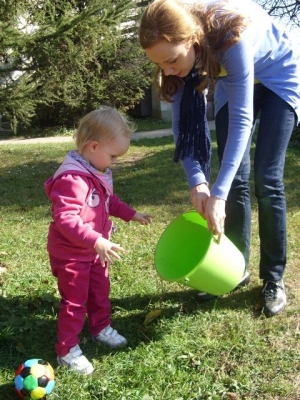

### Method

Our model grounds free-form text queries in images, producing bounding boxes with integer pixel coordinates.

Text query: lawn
[0,117,172,140]
[0,133,299,399]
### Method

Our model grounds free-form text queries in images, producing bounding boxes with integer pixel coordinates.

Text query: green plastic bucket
[155,211,245,295]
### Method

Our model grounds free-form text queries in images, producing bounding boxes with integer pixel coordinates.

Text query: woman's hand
[94,236,125,266]
[204,195,226,242]
[190,183,210,218]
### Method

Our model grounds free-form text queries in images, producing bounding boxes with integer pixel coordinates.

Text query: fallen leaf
[190,356,201,366]
[225,393,238,400]
[177,355,189,360]
[144,309,162,325]
[0,266,7,275]
[16,341,26,353]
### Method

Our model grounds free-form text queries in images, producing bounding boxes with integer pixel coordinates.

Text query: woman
[139,0,300,316]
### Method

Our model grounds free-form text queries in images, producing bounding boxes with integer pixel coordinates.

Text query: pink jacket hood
[45,154,113,197]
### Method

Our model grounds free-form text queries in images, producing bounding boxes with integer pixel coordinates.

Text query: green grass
[133,117,172,132]
[0,117,172,140]
[0,134,299,399]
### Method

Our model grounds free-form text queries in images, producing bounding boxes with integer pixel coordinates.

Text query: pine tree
[0,0,152,133]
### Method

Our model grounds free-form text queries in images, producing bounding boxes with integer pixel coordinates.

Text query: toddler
[45,107,152,374]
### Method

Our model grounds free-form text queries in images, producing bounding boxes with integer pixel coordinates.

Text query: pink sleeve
[109,194,136,222]
[49,175,100,249]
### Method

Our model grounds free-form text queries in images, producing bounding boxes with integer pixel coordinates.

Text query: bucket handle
[212,233,222,244]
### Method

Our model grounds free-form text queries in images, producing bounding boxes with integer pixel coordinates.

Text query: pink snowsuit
[44,154,136,356]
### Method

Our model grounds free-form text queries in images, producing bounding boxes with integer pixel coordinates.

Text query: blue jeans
[215,84,296,281]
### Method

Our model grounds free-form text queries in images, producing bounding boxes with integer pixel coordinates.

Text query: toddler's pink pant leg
[49,256,110,356]
[87,259,111,336]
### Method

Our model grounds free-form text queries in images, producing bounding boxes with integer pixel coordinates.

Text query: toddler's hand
[132,212,153,225]
[94,236,125,266]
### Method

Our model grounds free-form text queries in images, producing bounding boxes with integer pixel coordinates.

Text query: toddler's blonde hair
[74,106,135,153]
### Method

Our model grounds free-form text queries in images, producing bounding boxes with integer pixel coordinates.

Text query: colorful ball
[14,359,55,400]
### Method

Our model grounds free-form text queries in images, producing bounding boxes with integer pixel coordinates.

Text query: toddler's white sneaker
[93,325,127,348]
[57,344,94,375]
